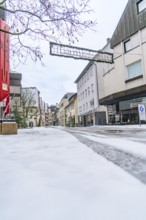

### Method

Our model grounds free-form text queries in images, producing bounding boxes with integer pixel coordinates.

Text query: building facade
[65,93,78,126]
[10,71,22,108]
[22,87,41,127]
[39,98,45,126]
[75,58,107,126]
[58,93,74,126]
[46,105,59,126]
[99,0,146,124]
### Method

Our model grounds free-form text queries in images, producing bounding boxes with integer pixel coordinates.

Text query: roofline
[22,87,40,94]
[61,92,75,100]
[74,61,94,83]
[68,93,77,101]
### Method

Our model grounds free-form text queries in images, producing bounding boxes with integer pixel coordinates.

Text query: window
[124,40,131,52]
[137,0,146,13]
[91,84,94,93]
[90,99,94,107]
[88,87,90,96]
[127,60,142,79]
[85,89,87,97]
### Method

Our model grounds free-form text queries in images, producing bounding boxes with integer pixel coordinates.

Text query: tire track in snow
[70,132,146,185]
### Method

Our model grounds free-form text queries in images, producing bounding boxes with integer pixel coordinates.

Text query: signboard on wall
[2,83,8,91]
[130,103,138,108]
[138,104,146,121]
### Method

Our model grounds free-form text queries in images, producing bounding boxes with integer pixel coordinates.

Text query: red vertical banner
[0,19,10,115]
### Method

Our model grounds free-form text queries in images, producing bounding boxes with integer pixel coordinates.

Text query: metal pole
[138,106,141,127]
[93,63,100,108]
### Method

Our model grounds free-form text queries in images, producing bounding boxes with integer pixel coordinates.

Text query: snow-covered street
[65,125,146,184]
[0,127,146,220]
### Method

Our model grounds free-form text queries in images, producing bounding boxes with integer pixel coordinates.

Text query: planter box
[1,122,17,135]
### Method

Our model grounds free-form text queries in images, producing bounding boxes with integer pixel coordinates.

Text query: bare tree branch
[0,0,96,65]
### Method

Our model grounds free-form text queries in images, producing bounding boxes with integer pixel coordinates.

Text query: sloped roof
[111,0,146,48]
[68,93,77,101]
[62,93,75,100]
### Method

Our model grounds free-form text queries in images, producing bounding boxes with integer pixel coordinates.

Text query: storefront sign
[130,103,138,108]
[138,104,146,121]
[2,83,8,91]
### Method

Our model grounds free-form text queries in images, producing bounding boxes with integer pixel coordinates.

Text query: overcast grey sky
[15,0,128,105]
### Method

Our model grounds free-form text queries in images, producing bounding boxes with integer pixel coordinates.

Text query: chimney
[107,38,111,44]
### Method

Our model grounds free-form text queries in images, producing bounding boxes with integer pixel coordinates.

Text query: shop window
[124,40,131,53]
[137,0,146,13]
[127,60,142,79]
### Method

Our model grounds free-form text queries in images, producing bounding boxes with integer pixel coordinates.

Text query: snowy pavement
[70,132,146,184]
[0,127,146,220]
[62,125,146,184]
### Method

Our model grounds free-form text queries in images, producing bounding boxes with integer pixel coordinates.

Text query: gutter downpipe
[93,63,100,125]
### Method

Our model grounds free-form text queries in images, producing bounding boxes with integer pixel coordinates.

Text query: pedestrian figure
[29,121,33,128]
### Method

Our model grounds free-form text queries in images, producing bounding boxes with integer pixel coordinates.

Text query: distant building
[10,71,22,109]
[22,87,41,127]
[58,93,75,126]
[65,93,78,126]
[44,102,49,125]
[75,54,108,126]
[47,105,59,125]
[39,97,45,126]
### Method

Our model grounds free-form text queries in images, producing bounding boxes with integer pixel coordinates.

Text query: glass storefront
[108,96,146,124]
[78,113,93,126]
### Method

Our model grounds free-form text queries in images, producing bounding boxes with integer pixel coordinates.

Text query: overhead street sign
[50,42,114,64]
